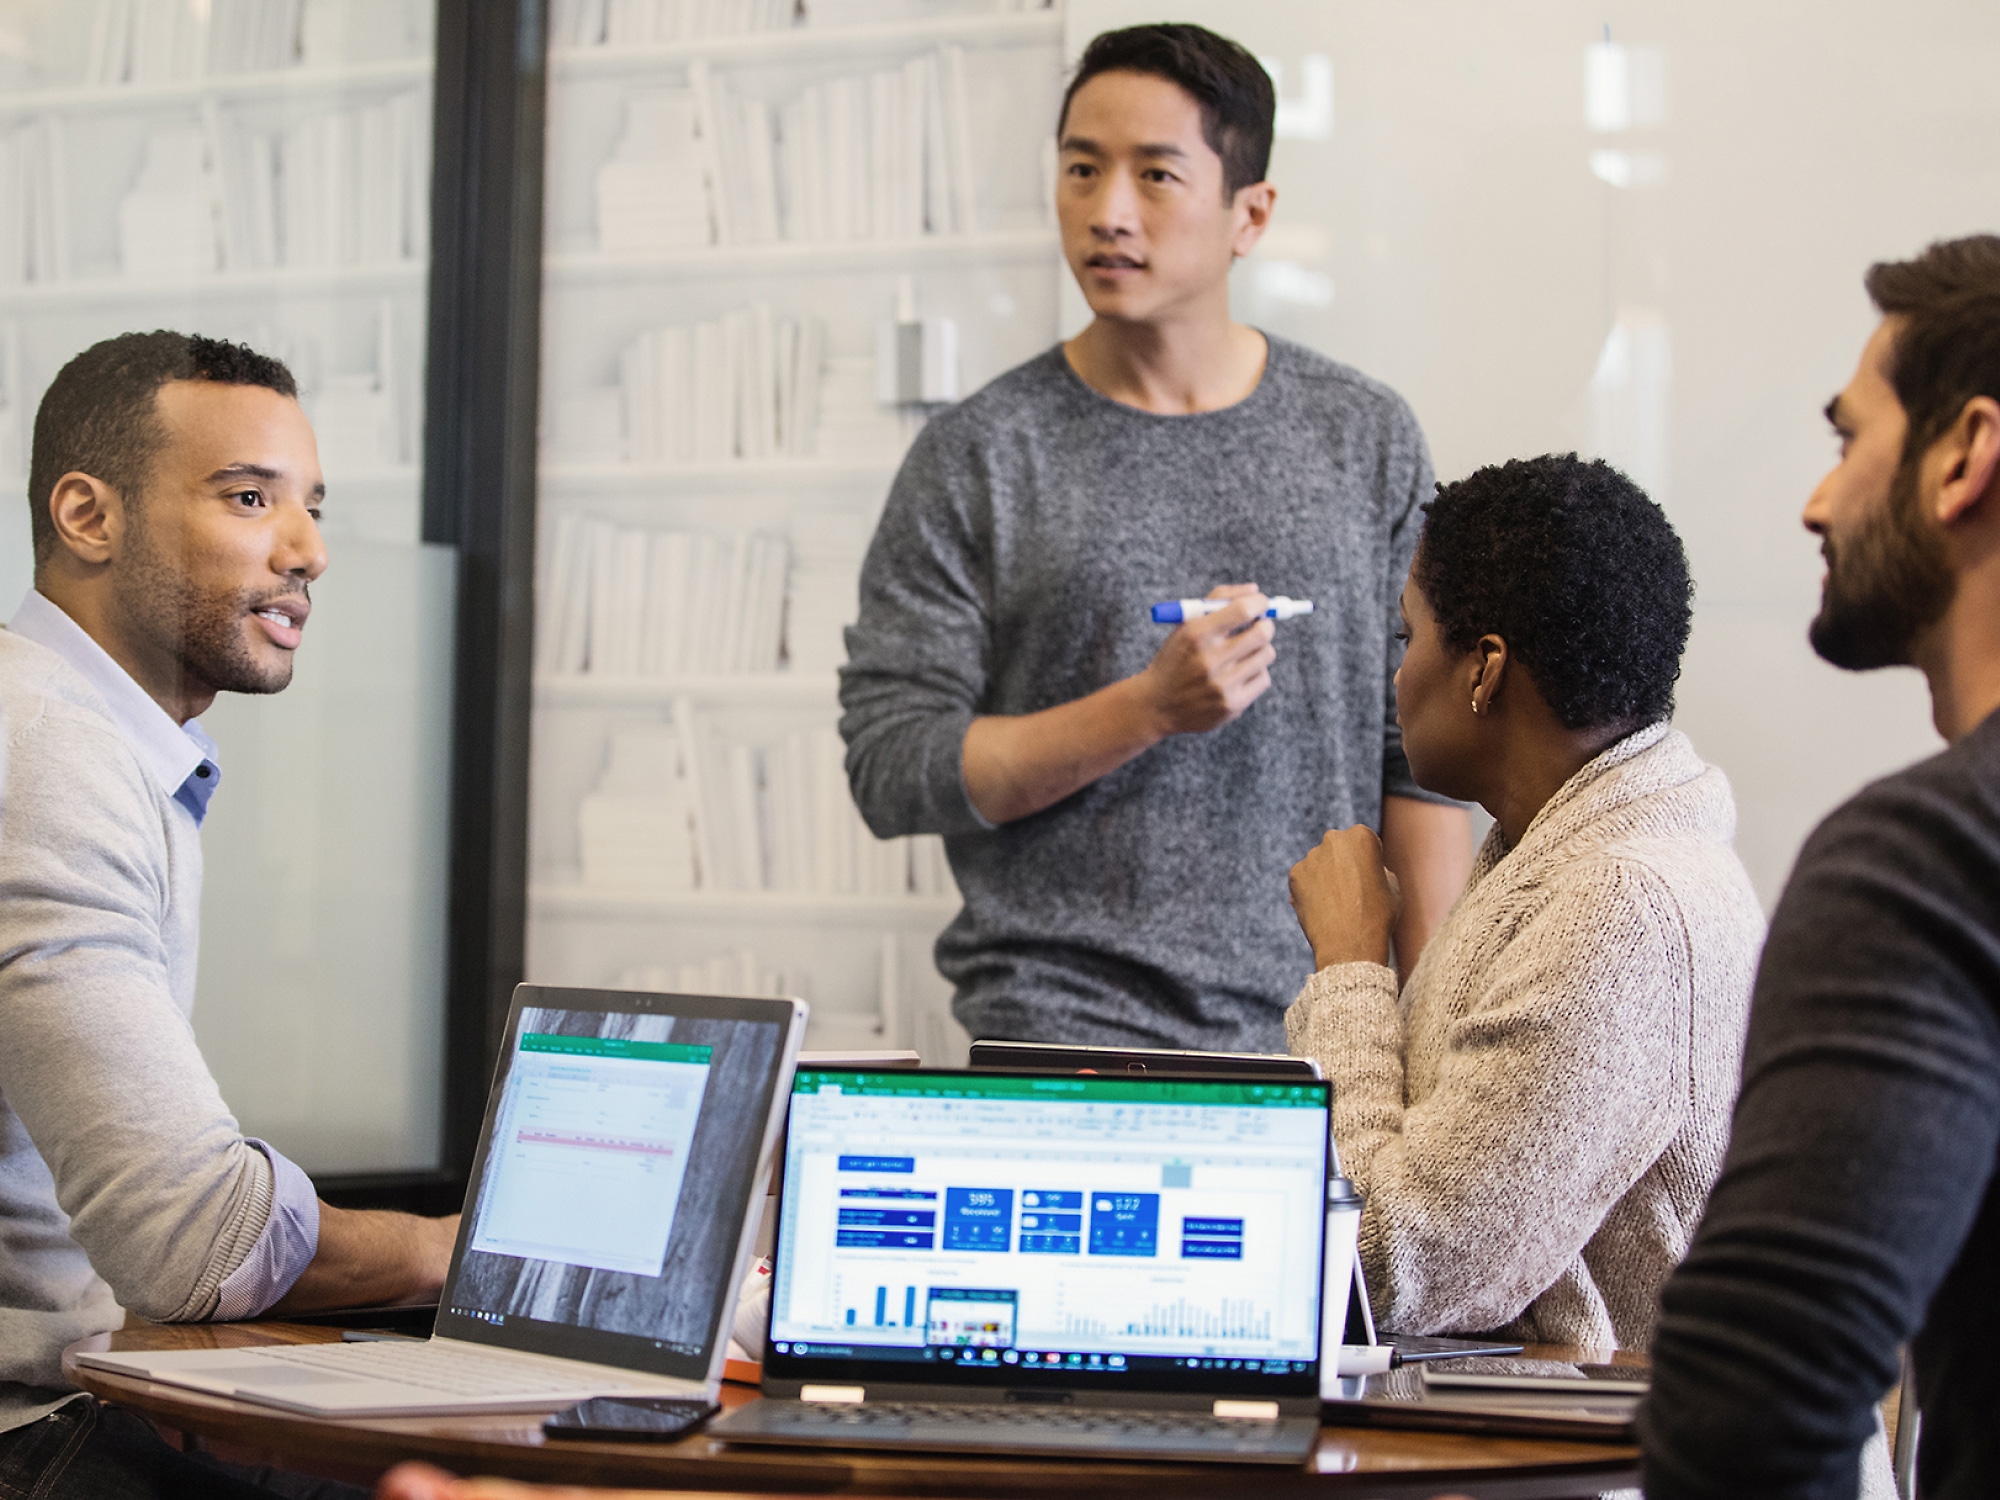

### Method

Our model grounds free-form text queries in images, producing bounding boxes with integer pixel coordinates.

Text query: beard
[117,512,306,698]
[1808,454,1955,671]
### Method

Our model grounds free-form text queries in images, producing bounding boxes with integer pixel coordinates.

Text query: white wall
[1064,0,1999,904]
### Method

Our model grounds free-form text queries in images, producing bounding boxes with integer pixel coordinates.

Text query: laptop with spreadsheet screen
[78,986,805,1416]
[709,1068,1329,1464]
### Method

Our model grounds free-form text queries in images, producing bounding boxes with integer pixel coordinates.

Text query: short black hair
[29,330,298,562]
[1864,235,2000,464]
[1058,24,1275,199]
[1413,454,1693,731]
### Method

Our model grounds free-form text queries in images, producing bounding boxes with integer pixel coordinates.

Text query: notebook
[709,1067,1329,1465]
[78,985,806,1416]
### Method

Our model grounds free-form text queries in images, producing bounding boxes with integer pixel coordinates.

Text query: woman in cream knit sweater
[1285,454,1764,1353]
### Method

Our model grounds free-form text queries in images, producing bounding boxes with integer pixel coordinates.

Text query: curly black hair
[29,330,297,562]
[1412,454,1693,731]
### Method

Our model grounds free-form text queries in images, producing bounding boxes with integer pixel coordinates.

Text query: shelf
[0,55,431,118]
[549,10,1062,77]
[545,228,1058,286]
[541,457,899,492]
[531,882,959,923]
[535,672,839,707]
[0,261,426,311]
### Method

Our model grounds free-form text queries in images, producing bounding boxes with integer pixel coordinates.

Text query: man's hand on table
[1289,825,1403,972]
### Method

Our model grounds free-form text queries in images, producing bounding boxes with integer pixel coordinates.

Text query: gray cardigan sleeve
[838,420,997,840]
[0,708,295,1329]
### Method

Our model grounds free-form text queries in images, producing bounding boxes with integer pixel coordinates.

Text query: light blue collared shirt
[7,590,222,825]
[7,588,320,1314]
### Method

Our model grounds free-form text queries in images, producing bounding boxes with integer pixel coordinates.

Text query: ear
[1229,181,1276,259]
[1934,395,2000,527]
[1470,634,1508,715]
[45,472,126,568]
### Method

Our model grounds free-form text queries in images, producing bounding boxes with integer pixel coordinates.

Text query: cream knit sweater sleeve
[1286,858,1690,1338]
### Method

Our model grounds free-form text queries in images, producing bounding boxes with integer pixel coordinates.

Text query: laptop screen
[432,987,803,1381]
[764,1069,1329,1398]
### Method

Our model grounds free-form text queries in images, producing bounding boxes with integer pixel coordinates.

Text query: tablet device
[968,1040,1322,1079]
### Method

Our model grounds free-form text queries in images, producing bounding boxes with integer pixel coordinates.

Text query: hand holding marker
[1135,584,1281,737]
[1153,596,1315,624]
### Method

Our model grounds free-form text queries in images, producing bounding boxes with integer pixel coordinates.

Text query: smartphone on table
[542,1397,719,1441]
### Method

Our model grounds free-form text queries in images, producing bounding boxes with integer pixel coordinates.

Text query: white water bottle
[1320,1175,1366,1398]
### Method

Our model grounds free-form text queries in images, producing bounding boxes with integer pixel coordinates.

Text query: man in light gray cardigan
[0,333,455,1498]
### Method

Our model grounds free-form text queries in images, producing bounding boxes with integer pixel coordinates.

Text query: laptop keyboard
[712,1399,1315,1462]
[246,1342,649,1398]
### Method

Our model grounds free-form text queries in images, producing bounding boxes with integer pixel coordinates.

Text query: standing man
[0,332,456,1498]
[840,24,1471,1051]
[1639,235,2000,1498]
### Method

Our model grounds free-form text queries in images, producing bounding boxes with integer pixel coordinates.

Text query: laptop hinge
[1212,1399,1282,1421]
[801,1384,866,1404]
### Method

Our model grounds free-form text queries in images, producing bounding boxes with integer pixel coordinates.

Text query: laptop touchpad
[190,1364,371,1388]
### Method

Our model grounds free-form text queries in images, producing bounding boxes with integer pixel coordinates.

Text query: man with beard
[0,332,455,1499]
[1640,234,2000,1499]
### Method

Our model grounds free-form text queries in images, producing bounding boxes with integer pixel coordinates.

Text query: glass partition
[0,0,450,1173]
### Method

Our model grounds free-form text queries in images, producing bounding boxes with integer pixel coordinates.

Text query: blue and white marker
[1151,596,1315,624]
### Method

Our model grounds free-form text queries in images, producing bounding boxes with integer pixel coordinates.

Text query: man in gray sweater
[840,24,1470,1050]
[0,333,456,1498]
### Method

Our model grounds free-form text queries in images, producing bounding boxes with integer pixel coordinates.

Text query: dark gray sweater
[1639,705,2000,1500]
[838,338,1440,1050]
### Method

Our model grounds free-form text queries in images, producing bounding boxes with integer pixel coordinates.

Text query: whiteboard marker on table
[1151,596,1315,624]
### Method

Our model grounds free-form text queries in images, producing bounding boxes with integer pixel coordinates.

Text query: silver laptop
[710,1066,1330,1464]
[80,984,806,1416]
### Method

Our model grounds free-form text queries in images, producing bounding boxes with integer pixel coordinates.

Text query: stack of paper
[0,119,69,286]
[307,301,402,473]
[578,727,699,890]
[784,511,870,676]
[814,354,915,461]
[551,0,796,49]
[84,0,306,84]
[537,518,790,678]
[597,89,713,252]
[117,127,218,278]
[620,304,823,464]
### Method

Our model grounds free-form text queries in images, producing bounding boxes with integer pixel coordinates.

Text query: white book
[0,137,19,287]
[795,315,823,455]
[652,530,692,674]
[673,698,718,890]
[867,68,898,242]
[584,519,621,673]
[825,75,859,241]
[692,317,729,462]
[534,512,579,673]
[738,95,780,244]
[687,60,734,246]
[940,45,978,236]
[726,743,764,890]
[899,55,928,238]
[714,531,750,670]
[920,53,952,234]
[553,520,595,673]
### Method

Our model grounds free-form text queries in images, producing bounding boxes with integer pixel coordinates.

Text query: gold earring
[1471,697,1479,715]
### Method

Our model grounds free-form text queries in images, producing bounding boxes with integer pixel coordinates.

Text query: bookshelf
[524,0,1065,1062]
[0,0,452,1176]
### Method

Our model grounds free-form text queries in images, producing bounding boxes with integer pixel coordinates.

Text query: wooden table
[64,1323,1640,1497]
